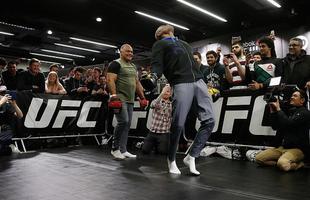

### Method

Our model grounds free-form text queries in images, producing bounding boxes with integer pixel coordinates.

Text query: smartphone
[6,90,17,100]
[224,54,231,58]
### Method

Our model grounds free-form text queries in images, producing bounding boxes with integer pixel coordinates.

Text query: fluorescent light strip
[41,49,85,58]
[266,0,281,8]
[0,21,35,30]
[70,37,117,48]
[0,31,14,36]
[30,53,73,61]
[26,58,60,65]
[54,43,100,53]
[177,0,227,22]
[134,11,189,30]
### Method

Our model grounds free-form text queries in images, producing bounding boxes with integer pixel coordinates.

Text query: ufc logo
[24,98,102,128]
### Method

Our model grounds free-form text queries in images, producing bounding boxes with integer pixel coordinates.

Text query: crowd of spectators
[0,58,109,98]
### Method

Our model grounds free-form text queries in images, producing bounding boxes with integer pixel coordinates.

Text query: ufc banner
[16,91,108,136]
[16,90,276,146]
[114,89,277,146]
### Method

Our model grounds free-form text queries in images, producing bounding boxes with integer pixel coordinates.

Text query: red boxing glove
[139,98,149,109]
[108,95,122,113]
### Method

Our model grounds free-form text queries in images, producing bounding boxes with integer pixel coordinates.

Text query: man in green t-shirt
[107,44,146,160]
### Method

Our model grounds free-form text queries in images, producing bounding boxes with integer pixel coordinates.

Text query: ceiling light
[54,43,101,53]
[134,11,189,30]
[69,37,117,48]
[41,49,85,58]
[96,17,102,22]
[35,59,60,65]
[265,0,281,8]
[177,0,227,22]
[0,31,14,36]
[30,52,73,61]
[24,58,61,65]
[47,30,53,35]
[0,21,35,30]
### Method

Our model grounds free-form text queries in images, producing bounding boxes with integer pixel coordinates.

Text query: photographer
[255,89,310,171]
[0,86,23,155]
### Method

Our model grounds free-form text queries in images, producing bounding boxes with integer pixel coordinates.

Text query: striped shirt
[228,56,246,85]
[149,97,172,134]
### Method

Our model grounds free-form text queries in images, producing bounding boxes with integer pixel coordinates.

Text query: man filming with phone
[0,86,23,155]
[255,89,310,171]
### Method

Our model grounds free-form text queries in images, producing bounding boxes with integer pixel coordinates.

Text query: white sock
[167,158,181,174]
[183,154,200,175]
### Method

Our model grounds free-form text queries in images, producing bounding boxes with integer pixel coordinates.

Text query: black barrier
[14,89,277,147]
[16,91,108,137]
[110,89,278,147]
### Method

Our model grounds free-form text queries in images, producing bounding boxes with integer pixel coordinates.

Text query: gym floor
[0,146,309,200]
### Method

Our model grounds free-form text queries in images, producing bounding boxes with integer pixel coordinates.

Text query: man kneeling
[255,89,310,171]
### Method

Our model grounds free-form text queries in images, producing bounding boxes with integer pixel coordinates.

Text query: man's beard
[208,61,216,67]
[234,50,241,57]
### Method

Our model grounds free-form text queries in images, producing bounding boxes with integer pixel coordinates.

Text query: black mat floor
[0,146,309,200]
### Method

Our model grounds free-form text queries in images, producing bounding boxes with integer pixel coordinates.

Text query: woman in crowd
[45,71,67,94]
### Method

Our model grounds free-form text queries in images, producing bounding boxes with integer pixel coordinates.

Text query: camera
[263,77,298,104]
[140,73,158,91]
[263,92,278,103]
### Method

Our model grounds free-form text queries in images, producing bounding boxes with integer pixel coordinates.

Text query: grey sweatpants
[168,79,215,161]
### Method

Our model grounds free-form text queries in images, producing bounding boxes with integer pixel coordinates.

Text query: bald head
[120,44,134,62]
[155,24,174,40]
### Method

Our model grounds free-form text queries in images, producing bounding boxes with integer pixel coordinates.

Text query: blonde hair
[155,24,174,40]
[45,71,66,94]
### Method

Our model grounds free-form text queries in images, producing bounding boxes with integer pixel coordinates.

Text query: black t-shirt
[0,103,16,140]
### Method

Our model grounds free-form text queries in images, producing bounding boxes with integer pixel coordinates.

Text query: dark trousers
[142,132,169,154]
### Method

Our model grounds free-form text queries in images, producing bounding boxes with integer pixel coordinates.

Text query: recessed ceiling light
[54,43,101,53]
[69,37,117,48]
[0,31,14,36]
[134,11,189,30]
[265,0,281,8]
[47,30,53,35]
[96,17,102,22]
[30,52,73,61]
[177,0,227,22]
[41,49,85,58]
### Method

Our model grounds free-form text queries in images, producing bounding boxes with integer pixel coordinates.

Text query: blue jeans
[168,79,215,161]
[112,102,133,153]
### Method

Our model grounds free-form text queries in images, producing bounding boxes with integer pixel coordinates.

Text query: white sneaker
[111,150,125,160]
[216,145,232,159]
[200,146,217,157]
[246,150,262,162]
[183,154,200,175]
[167,158,181,174]
[122,151,137,158]
[9,144,21,154]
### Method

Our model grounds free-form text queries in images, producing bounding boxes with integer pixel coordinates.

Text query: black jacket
[282,50,310,89]
[201,63,228,91]
[2,71,19,90]
[271,106,310,153]
[151,37,203,85]
[17,71,45,93]
[64,77,84,95]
